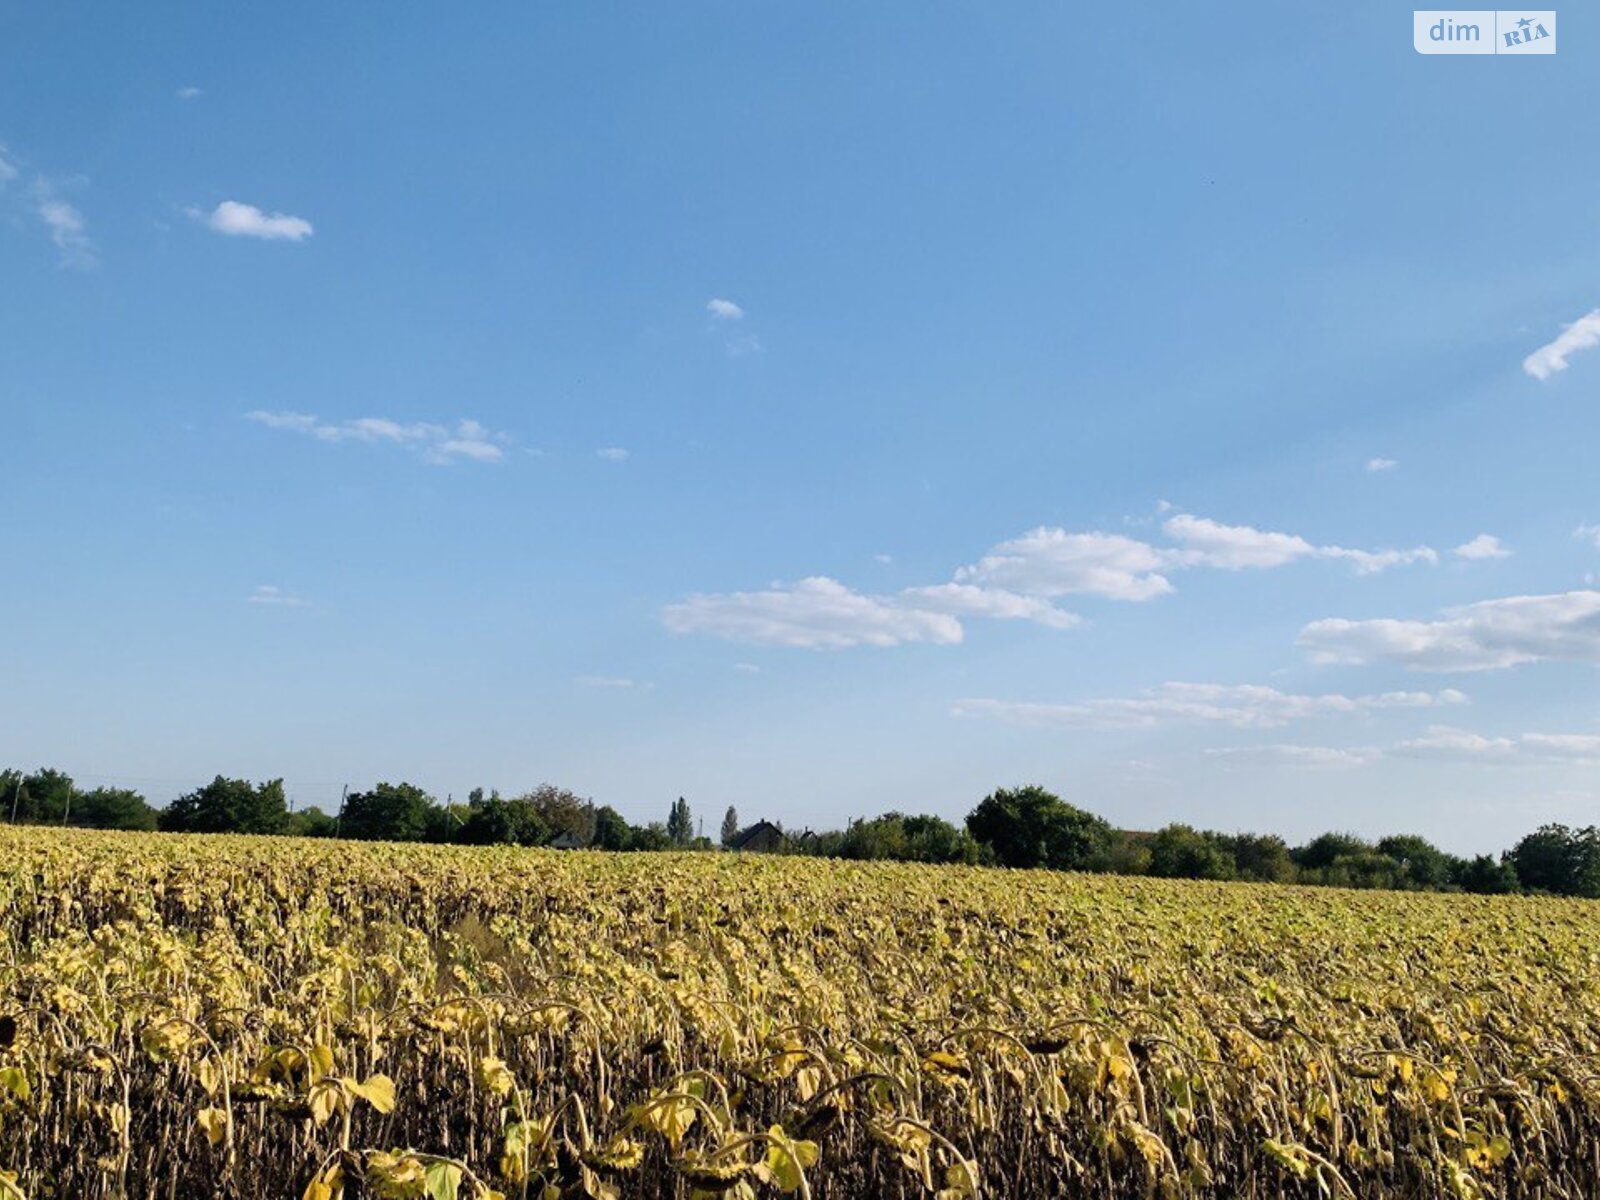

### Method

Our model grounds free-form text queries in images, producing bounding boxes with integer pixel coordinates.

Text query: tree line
[1,767,1592,897]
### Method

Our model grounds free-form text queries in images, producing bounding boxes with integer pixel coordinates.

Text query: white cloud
[1454,534,1511,561]
[1366,457,1398,474]
[575,675,649,690]
[874,553,893,565]
[1203,744,1379,770]
[662,577,964,649]
[247,585,307,608]
[0,145,16,184]
[596,447,630,462]
[953,514,1434,601]
[898,583,1082,630]
[956,528,1174,601]
[1393,726,1600,765]
[1300,590,1600,672]
[1575,524,1600,550]
[706,298,745,320]
[32,180,95,269]
[1523,309,1600,380]
[176,86,203,100]
[246,411,506,464]
[199,200,313,242]
[951,683,1465,730]
[733,662,761,674]
[1162,513,1436,574]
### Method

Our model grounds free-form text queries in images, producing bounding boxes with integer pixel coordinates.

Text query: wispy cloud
[1524,309,1600,380]
[1204,744,1379,770]
[1576,524,1600,550]
[951,683,1466,730]
[1366,457,1398,473]
[575,675,651,690]
[1299,590,1600,672]
[0,145,17,184]
[195,200,313,242]
[1394,726,1600,765]
[245,411,507,464]
[596,447,630,462]
[31,179,96,269]
[176,86,203,101]
[706,297,744,320]
[247,585,308,608]
[1454,534,1511,561]
[663,577,965,649]
[899,583,1081,631]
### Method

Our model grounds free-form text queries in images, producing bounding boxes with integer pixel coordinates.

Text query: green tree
[1148,824,1236,881]
[965,786,1113,872]
[667,796,694,847]
[9,768,74,824]
[721,806,741,848]
[520,785,596,844]
[1376,834,1459,889]
[630,822,673,851]
[1506,825,1600,897]
[72,787,158,831]
[1454,854,1520,895]
[339,782,437,842]
[459,793,550,847]
[160,777,289,835]
[1293,832,1371,872]
[592,805,634,851]
[1222,833,1297,883]
[286,806,338,838]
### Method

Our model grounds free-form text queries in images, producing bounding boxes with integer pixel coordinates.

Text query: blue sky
[2,3,1597,851]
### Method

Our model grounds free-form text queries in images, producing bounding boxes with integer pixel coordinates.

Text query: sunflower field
[1,827,1599,1199]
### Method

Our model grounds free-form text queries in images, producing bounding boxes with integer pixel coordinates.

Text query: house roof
[547,831,584,849]
[731,820,785,851]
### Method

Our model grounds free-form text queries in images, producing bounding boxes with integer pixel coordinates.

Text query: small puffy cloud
[662,577,963,649]
[176,86,203,100]
[706,297,745,320]
[575,675,649,690]
[198,200,313,242]
[1454,534,1511,561]
[247,585,307,608]
[1575,524,1600,550]
[1366,457,1398,473]
[596,447,630,462]
[32,180,95,269]
[950,683,1465,730]
[873,553,893,565]
[1524,309,1600,380]
[1203,744,1379,770]
[246,411,506,464]
[1300,590,1600,672]
[733,662,761,674]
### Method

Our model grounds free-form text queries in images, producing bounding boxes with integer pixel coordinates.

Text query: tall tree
[667,796,693,847]
[720,806,740,847]
[160,777,289,835]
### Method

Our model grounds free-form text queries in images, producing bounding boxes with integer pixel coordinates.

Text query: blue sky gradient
[2,3,1597,850]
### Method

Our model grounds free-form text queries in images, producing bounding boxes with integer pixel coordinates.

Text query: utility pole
[334,784,348,838]
[61,783,72,827]
[8,774,21,824]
